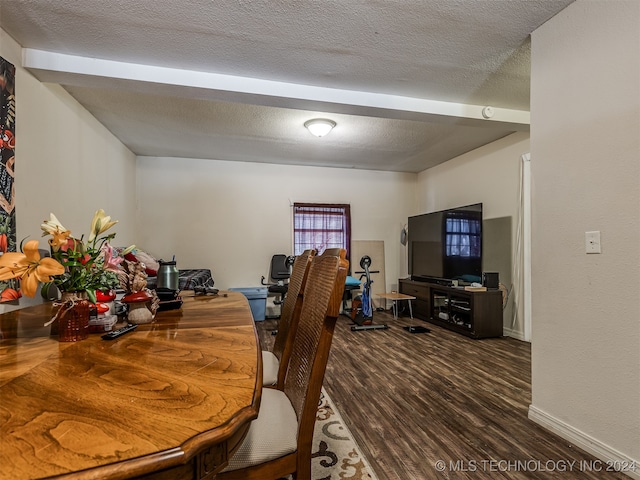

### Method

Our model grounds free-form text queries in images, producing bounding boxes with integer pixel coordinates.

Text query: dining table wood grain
[0,291,262,480]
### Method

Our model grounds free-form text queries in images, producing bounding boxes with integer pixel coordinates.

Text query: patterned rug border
[312,387,379,480]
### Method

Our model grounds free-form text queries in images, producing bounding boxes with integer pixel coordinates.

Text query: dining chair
[218,249,348,480]
[262,249,315,388]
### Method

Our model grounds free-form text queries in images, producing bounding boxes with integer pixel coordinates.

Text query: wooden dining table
[0,291,262,480]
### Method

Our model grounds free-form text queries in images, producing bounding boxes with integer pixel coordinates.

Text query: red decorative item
[96,289,116,302]
[0,287,20,302]
[124,252,138,263]
[121,290,155,324]
[94,302,110,314]
[122,290,151,303]
[145,267,157,276]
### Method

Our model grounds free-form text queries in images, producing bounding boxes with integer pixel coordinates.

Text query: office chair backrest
[269,254,291,281]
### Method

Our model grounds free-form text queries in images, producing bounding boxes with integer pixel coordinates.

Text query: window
[445,214,481,258]
[293,203,351,259]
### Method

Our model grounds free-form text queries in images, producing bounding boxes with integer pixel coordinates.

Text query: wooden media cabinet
[398,278,503,339]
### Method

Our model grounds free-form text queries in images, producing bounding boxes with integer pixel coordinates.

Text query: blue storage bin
[229,287,268,321]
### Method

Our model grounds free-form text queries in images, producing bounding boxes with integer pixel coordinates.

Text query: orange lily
[0,240,65,297]
[48,229,72,251]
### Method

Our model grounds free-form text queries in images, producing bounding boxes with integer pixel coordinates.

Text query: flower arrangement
[0,209,133,304]
[0,240,63,301]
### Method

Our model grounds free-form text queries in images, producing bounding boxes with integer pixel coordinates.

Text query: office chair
[261,254,293,318]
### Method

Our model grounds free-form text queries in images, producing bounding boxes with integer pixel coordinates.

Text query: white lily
[41,213,68,237]
[89,209,118,242]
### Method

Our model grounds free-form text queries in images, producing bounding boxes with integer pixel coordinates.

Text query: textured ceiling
[0,0,574,172]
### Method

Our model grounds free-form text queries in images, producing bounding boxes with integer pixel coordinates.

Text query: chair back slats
[283,249,348,428]
[271,250,314,361]
[320,248,343,256]
[217,249,348,480]
[271,250,315,387]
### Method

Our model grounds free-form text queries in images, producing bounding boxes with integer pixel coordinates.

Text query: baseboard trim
[503,326,527,341]
[528,405,639,479]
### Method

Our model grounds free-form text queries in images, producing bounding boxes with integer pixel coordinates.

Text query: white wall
[416,132,529,337]
[136,156,415,291]
[0,28,137,312]
[529,0,640,469]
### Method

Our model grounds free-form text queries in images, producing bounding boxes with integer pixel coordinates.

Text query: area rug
[300,388,379,480]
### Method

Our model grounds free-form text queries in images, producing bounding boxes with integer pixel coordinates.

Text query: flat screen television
[408,203,483,285]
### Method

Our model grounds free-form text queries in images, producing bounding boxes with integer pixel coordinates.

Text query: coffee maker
[156,259,181,310]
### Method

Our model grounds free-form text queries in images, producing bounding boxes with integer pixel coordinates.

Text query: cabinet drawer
[400,282,428,298]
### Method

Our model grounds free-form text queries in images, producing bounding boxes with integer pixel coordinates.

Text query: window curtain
[293,203,351,261]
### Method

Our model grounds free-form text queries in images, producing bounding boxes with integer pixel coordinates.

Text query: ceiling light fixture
[304,118,336,137]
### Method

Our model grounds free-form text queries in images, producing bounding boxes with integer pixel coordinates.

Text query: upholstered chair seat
[222,388,297,471]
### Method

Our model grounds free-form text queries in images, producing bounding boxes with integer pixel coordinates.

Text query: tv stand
[399,278,503,339]
[411,275,453,287]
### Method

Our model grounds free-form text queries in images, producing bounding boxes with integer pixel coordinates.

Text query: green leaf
[87,289,96,304]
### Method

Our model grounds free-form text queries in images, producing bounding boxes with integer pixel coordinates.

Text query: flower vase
[52,291,91,342]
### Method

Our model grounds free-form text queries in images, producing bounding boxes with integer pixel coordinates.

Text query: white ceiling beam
[23,48,529,130]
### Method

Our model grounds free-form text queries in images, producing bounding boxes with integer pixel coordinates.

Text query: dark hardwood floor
[256,310,630,480]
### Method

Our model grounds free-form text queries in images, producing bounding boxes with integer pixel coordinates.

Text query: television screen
[408,203,482,284]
